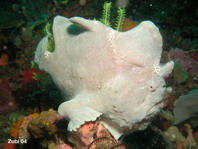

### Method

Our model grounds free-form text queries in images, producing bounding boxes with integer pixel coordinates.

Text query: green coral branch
[31,61,38,68]
[100,2,126,31]
[33,72,42,81]
[115,8,125,31]
[44,22,55,52]
[47,34,55,52]
[100,2,112,27]
[44,22,52,35]
[33,72,54,85]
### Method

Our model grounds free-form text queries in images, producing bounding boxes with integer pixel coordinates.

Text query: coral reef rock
[35,16,174,139]
[168,48,198,76]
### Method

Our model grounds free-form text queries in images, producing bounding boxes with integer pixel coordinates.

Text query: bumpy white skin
[35,16,174,139]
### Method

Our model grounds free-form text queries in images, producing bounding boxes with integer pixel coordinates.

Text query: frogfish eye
[67,23,89,36]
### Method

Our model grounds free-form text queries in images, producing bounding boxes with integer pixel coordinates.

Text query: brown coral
[28,109,58,138]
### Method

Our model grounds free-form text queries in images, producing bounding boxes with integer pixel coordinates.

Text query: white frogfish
[35,16,174,139]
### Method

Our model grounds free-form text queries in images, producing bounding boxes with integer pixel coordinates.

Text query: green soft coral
[115,8,125,31]
[100,2,112,27]
[100,2,125,31]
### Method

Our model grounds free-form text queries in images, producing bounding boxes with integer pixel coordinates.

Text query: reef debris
[163,124,196,149]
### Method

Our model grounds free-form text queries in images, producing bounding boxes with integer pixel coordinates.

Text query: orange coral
[10,117,24,138]
[15,59,24,66]
[3,142,16,149]
[176,143,183,149]
[20,113,39,127]
[10,113,39,139]
[122,18,139,31]
[0,54,8,66]
[20,113,39,126]
[29,113,39,118]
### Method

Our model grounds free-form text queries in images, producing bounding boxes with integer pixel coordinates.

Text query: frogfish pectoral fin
[58,101,102,131]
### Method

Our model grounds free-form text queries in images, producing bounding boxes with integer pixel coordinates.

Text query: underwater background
[0,0,198,149]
